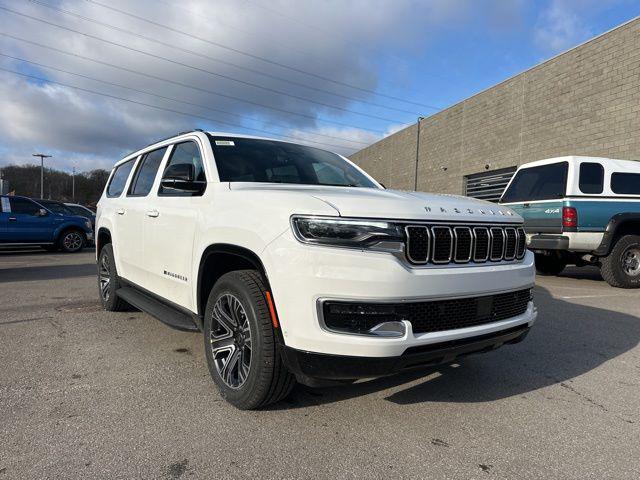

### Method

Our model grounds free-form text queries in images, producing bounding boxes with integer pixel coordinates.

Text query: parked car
[0,195,93,252]
[500,156,640,288]
[96,131,537,409]
[65,203,96,230]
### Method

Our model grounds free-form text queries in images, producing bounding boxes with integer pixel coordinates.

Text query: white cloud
[534,0,594,54]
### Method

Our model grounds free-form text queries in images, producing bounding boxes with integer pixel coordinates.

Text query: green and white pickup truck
[500,156,640,288]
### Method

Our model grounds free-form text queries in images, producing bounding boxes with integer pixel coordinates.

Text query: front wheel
[59,229,85,253]
[97,244,131,311]
[203,270,295,410]
[534,252,567,276]
[600,235,640,288]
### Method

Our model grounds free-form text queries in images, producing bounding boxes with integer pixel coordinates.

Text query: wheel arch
[196,244,269,318]
[97,227,112,256]
[594,213,640,256]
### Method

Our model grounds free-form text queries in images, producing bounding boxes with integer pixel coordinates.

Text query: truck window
[611,172,640,195]
[501,162,568,203]
[107,159,135,198]
[9,197,40,215]
[579,162,604,194]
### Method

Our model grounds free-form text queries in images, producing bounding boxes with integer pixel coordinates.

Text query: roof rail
[121,129,205,160]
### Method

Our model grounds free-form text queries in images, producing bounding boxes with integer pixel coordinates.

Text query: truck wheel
[97,244,131,311]
[534,252,567,276]
[59,229,85,253]
[203,270,295,410]
[600,235,640,288]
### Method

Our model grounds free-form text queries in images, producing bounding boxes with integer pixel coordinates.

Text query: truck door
[6,197,56,243]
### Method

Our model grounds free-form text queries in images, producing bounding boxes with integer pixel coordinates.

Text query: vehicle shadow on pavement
[277,285,639,409]
[0,263,97,283]
[555,266,603,282]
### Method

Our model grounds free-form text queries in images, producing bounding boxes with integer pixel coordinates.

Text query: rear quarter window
[501,162,568,203]
[611,172,640,195]
[107,159,135,198]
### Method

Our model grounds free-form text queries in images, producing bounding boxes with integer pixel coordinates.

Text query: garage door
[464,167,517,202]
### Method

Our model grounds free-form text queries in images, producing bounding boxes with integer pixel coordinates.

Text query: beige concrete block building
[350,18,640,202]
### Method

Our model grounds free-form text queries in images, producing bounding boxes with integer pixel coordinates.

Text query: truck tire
[203,270,295,410]
[534,252,567,276]
[600,234,640,288]
[58,228,85,253]
[97,244,131,311]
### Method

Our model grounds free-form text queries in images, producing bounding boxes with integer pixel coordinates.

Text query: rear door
[6,197,56,243]
[118,147,169,288]
[500,162,568,234]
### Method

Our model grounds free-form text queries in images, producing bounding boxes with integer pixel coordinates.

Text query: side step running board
[116,286,199,332]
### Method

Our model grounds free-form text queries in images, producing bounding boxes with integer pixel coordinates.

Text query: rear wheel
[534,252,567,276]
[203,270,295,410]
[98,244,131,311]
[600,235,640,288]
[59,229,85,253]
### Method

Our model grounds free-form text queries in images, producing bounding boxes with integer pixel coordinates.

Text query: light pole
[32,153,52,199]
[414,116,425,191]
[72,166,76,202]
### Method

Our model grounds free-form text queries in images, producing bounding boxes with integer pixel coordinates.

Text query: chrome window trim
[489,227,506,262]
[472,227,490,263]
[405,225,430,264]
[453,226,473,263]
[504,227,517,260]
[431,226,453,264]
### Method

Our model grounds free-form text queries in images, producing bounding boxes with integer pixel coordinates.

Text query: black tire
[58,228,86,253]
[534,252,567,276]
[203,270,295,410]
[97,244,131,311]
[600,234,640,289]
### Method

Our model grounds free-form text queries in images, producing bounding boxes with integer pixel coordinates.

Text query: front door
[4,197,56,243]
[144,140,209,310]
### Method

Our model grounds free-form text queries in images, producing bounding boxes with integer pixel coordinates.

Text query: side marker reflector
[265,291,279,328]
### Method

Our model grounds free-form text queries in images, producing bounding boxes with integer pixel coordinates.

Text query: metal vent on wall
[464,167,517,202]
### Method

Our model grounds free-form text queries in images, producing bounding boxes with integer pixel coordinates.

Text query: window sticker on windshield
[215,140,235,146]
[1,197,10,213]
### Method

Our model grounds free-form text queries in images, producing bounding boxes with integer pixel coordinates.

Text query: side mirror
[36,208,48,217]
[160,164,205,193]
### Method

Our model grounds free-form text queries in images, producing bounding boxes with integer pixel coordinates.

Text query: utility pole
[72,166,76,202]
[414,116,425,191]
[32,153,52,199]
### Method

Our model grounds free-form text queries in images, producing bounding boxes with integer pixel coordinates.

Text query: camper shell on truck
[500,156,640,288]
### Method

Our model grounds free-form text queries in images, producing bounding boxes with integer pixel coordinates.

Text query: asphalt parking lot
[1,249,638,479]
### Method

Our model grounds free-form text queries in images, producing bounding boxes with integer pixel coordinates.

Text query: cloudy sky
[0,0,637,172]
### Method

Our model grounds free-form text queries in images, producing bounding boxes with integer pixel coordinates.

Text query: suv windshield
[500,162,568,203]
[37,200,74,215]
[210,137,377,188]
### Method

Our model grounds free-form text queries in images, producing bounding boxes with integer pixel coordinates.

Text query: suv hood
[229,183,522,223]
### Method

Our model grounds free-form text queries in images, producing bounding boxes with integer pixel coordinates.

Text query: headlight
[85,220,92,230]
[291,216,404,249]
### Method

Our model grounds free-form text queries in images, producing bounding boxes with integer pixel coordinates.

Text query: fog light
[368,321,406,338]
[323,301,405,336]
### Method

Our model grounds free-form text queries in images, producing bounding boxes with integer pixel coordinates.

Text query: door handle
[146,209,159,218]
[8,217,16,221]
[116,208,125,215]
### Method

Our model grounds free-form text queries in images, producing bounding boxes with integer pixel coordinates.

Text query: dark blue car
[0,195,94,252]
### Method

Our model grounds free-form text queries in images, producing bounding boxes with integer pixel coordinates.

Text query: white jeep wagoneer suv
[96,130,537,409]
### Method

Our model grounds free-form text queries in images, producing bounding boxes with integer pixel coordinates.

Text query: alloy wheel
[63,232,83,251]
[99,254,110,302]
[209,293,252,389]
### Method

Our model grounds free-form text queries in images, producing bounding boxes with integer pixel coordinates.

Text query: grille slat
[405,224,525,265]
[323,289,532,335]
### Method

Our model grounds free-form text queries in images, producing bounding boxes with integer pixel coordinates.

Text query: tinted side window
[611,172,640,195]
[159,142,206,196]
[129,147,167,197]
[10,198,40,215]
[501,162,568,203]
[107,159,135,198]
[579,163,604,194]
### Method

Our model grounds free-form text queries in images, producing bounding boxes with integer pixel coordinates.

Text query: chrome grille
[405,224,526,266]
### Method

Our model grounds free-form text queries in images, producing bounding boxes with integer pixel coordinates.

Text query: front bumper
[282,324,530,384]
[264,231,537,358]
